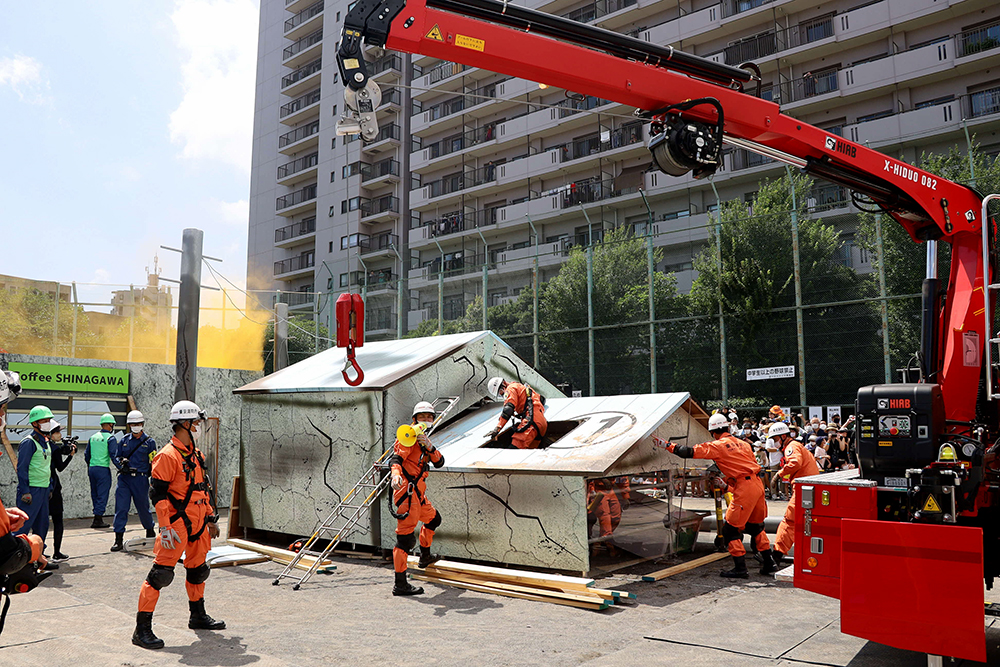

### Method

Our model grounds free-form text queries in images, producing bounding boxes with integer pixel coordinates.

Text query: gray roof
[234,331,501,394]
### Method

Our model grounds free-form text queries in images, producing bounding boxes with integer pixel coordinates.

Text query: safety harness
[511,385,545,435]
[388,446,434,521]
[164,443,215,541]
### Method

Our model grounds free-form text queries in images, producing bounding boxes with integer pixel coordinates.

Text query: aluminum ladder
[272,396,460,589]
[983,195,1000,399]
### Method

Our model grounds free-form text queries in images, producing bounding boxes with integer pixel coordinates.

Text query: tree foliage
[262,314,331,374]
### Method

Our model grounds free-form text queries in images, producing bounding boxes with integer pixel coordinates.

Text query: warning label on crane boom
[426,24,444,41]
[456,34,485,52]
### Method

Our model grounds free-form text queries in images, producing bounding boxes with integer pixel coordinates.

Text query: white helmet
[487,377,506,400]
[768,422,790,437]
[169,400,205,423]
[728,412,738,421]
[707,413,730,431]
[41,419,60,434]
[126,410,145,424]
[412,401,436,418]
[0,371,21,407]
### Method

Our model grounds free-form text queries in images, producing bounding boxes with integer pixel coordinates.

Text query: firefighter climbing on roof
[769,421,820,565]
[133,400,224,650]
[389,401,445,596]
[664,413,778,578]
[485,377,547,449]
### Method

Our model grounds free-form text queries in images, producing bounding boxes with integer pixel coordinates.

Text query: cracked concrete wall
[238,334,567,553]
[0,354,260,521]
[421,472,590,574]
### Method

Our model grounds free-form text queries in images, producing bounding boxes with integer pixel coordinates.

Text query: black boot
[188,599,226,630]
[91,515,108,529]
[759,549,778,576]
[720,555,750,579]
[392,571,424,596]
[417,544,439,569]
[772,550,787,567]
[111,532,124,552]
[132,611,164,650]
[146,527,156,539]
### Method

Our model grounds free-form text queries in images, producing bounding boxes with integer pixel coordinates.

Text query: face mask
[39,421,54,433]
[130,425,143,434]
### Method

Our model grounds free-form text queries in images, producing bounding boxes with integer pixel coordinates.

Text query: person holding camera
[47,421,77,562]
[110,410,157,552]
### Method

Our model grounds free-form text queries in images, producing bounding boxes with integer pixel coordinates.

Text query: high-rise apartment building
[248,0,1000,340]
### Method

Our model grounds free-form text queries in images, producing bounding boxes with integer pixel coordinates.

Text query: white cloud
[213,198,250,226]
[168,0,259,174]
[0,54,50,104]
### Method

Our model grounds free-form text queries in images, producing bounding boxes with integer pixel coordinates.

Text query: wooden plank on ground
[228,538,335,571]
[415,568,608,606]
[227,475,244,540]
[408,556,595,591]
[589,586,636,601]
[641,551,729,581]
[410,573,608,611]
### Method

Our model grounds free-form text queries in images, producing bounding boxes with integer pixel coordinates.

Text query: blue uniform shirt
[17,431,52,496]
[110,432,156,474]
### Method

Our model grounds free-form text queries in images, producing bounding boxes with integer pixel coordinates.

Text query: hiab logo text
[825,136,837,150]
[826,135,857,158]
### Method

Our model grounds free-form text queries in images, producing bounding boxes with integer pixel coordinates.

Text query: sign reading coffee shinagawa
[9,362,130,395]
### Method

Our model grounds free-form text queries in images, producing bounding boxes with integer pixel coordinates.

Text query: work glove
[207,522,220,539]
[416,434,431,449]
[20,493,31,505]
[391,473,404,490]
[486,428,500,442]
[159,526,181,551]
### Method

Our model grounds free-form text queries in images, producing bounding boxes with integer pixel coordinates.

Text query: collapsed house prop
[234,331,711,573]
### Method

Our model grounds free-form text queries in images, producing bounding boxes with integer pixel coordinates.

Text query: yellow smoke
[0,286,267,371]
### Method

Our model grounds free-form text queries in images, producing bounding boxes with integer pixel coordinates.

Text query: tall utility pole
[175,228,203,402]
[275,302,289,371]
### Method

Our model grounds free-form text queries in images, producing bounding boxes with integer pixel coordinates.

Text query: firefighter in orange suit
[665,413,778,578]
[485,377,547,449]
[770,421,821,563]
[133,400,224,650]
[389,401,445,596]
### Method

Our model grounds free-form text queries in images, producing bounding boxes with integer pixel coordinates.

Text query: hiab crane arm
[337,1,1000,660]
[336,0,990,420]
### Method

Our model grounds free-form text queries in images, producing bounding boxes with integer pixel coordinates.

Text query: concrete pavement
[1,512,997,666]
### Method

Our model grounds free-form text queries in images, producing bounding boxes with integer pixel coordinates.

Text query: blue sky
[0,1,259,311]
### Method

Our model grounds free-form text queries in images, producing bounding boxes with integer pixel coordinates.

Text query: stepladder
[272,396,461,589]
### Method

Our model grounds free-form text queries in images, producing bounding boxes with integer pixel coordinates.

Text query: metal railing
[424,164,497,199]
[957,19,1000,57]
[425,253,488,279]
[361,195,400,218]
[761,68,839,105]
[283,29,322,60]
[548,122,643,163]
[281,58,322,89]
[366,309,396,331]
[275,291,315,307]
[276,184,317,211]
[417,123,498,158]
[379,87,401,107]
[422,61,466,85]
[969,86,1000,119]
[561,0,637,23]
[730,148,775,171]
[533,178,639,209]
[275,217,317,243]
[277,152,319,179]
[721,0,771,19]
[347,122,400,145]
[284,1,323,33]
[371,53,403,76]
[361,232,399,255]
[274,252,315,275]
[361,158,400,182]
[722,16,832,66]
[413,79,502,120]
[280,88,321,118]
[413,207,500,236]
[278,120,319,147]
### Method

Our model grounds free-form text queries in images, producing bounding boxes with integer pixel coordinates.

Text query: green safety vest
[27,437,51,488]
[89,431,112,468]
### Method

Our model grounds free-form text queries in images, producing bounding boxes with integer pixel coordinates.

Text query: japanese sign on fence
[746,365,796,381]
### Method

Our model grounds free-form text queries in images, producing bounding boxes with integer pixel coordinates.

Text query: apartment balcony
[284,1,323,41]
[409,254,490,288]
[274,252,315,280]
[275,290,315,310]
[274,217,317,249]
[359,195,400,224]
[278,119,320,155]
[378,86,401,111]
[276,152,319,186]
[276,183,318,217]
[721,14,834,67]
[346,122,401,154]
[410,164,498,208]
[411,79,503,134]
[493,176,643,226]
[411,61,491,100]
[360,158,400,189]
[282,29,322,68]
[370,53,403,82]
[410,208,499,246]
[365,309,396,336]
[279,88,321,126]
[957,19,1000,58]
[496,241,569,272]
[360,232,400,257]
[281,57,321,97]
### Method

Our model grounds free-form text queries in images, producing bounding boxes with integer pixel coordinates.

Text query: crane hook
[342,342,365,386]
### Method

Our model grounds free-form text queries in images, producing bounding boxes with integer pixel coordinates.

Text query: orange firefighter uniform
[587,480,613,538]
[669,433,771,558]
[774,440,820,555]
[389,434,444,574]
[138,435,217,614]
[495,382,547,449]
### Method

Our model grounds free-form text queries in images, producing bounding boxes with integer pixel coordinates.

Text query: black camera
[4,561,51,595]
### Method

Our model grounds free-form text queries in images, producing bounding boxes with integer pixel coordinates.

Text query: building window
[340,273,349,288]
[329,241,334,252]
[331,171,336,182]
[341,233,367,250]
[329,206,336,217]
[327,277,334,289]
[331,137,336,149]
[331,104,337,116]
